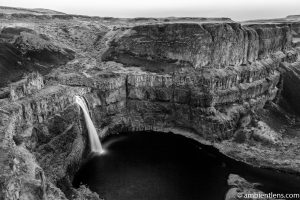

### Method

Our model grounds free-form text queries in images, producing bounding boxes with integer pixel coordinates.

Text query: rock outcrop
[96,21,288,142]
[0,26,75,87]
[103,23,291,68]
[1,6,300,200]
[225,174,270,200]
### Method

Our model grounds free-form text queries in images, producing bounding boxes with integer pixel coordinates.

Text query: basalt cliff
[1,6,300,200]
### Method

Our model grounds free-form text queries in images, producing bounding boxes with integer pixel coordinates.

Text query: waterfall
[75,96,104,154]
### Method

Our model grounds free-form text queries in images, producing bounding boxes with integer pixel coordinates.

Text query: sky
[1,0,300,21]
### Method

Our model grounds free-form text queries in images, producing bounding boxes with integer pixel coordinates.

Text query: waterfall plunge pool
[73,131,300,200]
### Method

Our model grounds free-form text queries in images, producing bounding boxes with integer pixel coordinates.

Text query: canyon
[1,6,300,200]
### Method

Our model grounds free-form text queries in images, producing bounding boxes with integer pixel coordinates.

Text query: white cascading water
[75,96,104,154]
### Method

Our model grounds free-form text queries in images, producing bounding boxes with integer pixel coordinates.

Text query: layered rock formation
[103,23,291,67]
[97,22,289,142]
[1,6,300,200]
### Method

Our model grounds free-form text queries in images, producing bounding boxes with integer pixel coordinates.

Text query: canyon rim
[1,4,300,200]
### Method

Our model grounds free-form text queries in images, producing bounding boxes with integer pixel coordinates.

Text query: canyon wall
[103,23,291,67]
[93,22,291,142]
[0,71,102,199]
[0,12,300,200]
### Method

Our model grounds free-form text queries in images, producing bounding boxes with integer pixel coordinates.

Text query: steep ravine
[1,8,300,200]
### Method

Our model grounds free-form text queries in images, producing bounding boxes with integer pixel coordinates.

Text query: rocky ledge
[0,6,300,200]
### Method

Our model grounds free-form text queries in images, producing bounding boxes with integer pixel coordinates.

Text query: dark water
[73,132,300,200]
